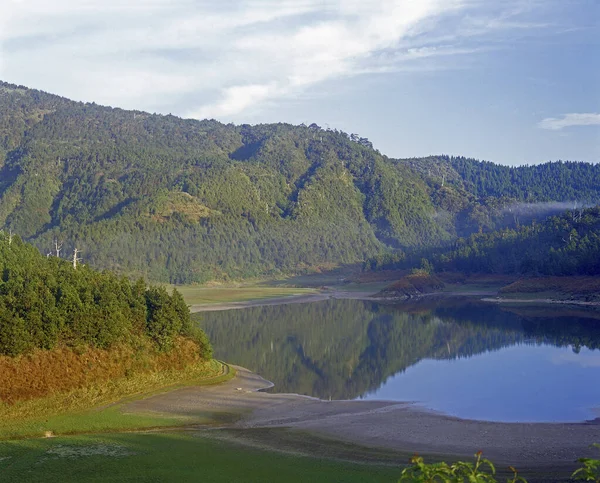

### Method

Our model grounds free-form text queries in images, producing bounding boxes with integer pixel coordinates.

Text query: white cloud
[191,83,279,120]
[0,0,553,120]
[538,113,600,131]
[552,351,600,368]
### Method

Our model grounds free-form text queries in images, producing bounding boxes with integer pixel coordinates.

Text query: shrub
[398,451,526,483]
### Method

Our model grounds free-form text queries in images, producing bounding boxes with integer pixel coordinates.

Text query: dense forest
[367,206,600,276]
[2,81,600,282]
[0,232,211,358]
[198,299,600,400]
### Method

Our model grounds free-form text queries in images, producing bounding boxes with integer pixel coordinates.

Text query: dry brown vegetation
[436,272,518,285]
[0,337,204,404]
[149,192,218,223]
[500,276,600,301]
[352,269,410,283]
[363,271,517,289]
[377,273,445,299]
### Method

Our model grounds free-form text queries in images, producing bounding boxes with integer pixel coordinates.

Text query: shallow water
[197,298,600,422]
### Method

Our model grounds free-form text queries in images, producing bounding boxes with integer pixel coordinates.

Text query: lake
[196,298,600,423]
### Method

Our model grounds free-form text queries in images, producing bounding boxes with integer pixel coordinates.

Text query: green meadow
[171,284,318,305]
[0,431,400,483]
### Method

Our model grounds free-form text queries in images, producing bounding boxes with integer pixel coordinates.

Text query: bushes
[145,286,183,351]
[399,447,600,483]
[376,273,445,299]
[0,234,212,358]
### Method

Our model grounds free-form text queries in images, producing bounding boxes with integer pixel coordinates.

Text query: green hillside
[0,233,211,358]
[368,205,600,276]
[2,80,599,282]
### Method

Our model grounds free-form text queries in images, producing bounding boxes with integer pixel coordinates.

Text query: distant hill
[367,205,600,277]
[1,80,599,282]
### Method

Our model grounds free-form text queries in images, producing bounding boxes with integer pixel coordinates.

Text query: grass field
[0,431,401,482]
[0,355,405,483]
[171,284,318,305]
[0,360,235,440]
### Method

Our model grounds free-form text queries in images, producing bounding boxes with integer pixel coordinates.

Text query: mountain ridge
[1,80,599,282]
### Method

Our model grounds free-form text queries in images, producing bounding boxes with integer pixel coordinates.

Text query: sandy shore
[189,290,377,312]
[126,366,600,469]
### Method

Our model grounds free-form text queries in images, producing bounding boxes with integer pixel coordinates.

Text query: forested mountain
[407,155,600,201]
[1,80,599,282]
[367,206,600,276]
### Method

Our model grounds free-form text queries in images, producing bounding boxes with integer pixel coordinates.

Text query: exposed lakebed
[196,298,600,423]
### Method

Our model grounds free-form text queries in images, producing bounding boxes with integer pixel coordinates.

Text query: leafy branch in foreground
[572,444,600,483]
[398,451,524,483]
[398,446,600,483]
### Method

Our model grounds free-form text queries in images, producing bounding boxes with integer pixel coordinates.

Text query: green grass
[171,284,317,305]
[265,271,356,288]
[0,431,400,482]
[170,274,389,307]
[0,408,187,440]
[0,361,236,440]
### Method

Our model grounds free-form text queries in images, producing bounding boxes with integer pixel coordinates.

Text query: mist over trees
[366,206,600,276]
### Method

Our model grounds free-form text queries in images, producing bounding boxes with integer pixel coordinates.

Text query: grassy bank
[0,359,234,439]
[171,284,318,305]
[0,430,400,483]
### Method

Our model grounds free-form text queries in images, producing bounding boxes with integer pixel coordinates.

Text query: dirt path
[125,366,600,468]
[189,291,378,312]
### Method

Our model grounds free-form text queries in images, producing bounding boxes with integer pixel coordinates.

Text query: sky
[0,0,598,166]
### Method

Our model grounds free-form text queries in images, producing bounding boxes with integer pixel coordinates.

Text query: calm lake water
[196,298,600,423]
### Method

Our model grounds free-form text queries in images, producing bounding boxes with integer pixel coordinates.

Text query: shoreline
[361,288,600,308]
[188,281,600,313]
[125,365,600,469]
[481,296,600,307]
[189,290,378,312]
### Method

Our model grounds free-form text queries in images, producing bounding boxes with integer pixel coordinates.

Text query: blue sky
[0,0,598,165]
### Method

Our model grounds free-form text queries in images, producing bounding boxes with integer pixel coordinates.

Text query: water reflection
[196,299,600,421]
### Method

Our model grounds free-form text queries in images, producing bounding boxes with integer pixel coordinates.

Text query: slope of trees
[406,155,600,202]
[366,206,600,276]
[0,232,211,358]
[2,81,600,282]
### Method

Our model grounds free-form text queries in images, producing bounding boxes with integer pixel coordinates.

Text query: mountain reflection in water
[195,299,600,422]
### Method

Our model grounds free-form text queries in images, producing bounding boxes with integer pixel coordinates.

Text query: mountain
[368,205,600,276]
[1,80,599,282]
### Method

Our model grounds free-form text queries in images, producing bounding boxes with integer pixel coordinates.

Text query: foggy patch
[503,201,592,217]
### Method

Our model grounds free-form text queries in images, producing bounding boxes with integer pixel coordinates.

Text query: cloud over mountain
[1,0,549,120]
[539,113,600,131]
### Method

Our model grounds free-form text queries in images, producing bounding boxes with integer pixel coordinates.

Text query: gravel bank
[126,366,600,468]
[189,291,377,312]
